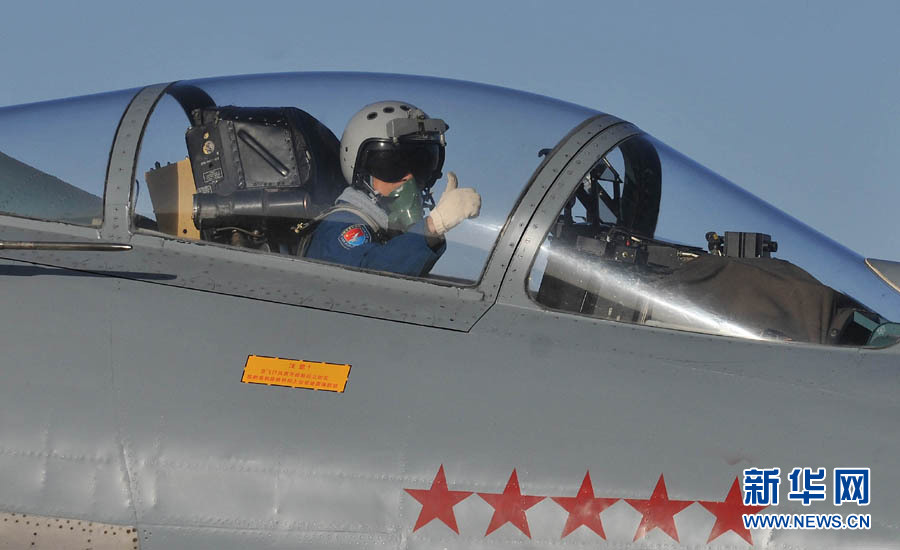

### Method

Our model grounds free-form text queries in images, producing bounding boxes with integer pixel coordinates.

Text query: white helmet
[340,101,448,190]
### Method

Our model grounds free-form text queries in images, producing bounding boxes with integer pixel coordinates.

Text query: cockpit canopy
[0,72,897,345]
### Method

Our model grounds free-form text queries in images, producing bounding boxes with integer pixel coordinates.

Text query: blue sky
[1,0,898,260]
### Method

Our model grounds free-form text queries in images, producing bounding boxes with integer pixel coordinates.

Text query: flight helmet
[340,101,448,228]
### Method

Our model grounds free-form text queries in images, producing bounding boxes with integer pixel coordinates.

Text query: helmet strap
[353,173,378,198]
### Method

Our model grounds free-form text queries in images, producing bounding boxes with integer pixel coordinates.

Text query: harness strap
[296,204,386,257]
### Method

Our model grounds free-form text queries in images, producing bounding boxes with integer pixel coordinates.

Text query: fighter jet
[0,72,897,550]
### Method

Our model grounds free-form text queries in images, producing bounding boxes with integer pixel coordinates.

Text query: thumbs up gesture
[427,172,481,235]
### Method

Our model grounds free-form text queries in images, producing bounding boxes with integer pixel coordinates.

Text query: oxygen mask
[381,177,425,230]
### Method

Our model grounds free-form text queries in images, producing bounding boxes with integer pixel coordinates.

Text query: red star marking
[551,471,618,539]
[478,469,545,538]
[699,476,767,545]
[625,474,694,542]
[404,465,473,533]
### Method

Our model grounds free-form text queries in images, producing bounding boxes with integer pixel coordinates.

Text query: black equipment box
[186,106,344,207]
[706,231,778,258]
[723,232,777,258]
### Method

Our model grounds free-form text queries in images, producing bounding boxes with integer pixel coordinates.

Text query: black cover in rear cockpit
[658,255,852,344]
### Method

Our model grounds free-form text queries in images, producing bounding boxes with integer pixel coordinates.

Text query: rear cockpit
[528,133,896,345]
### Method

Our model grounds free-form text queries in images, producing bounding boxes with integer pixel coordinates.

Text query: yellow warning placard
[241,355,351,393]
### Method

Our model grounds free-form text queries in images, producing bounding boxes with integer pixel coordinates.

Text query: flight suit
[305,208,445,277]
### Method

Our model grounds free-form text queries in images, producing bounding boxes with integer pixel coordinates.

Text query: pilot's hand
[428,172,481,235]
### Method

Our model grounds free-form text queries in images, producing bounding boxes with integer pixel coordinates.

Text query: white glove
[428,172,481,235]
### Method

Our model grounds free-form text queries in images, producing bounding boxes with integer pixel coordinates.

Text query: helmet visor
[360,141,444,185]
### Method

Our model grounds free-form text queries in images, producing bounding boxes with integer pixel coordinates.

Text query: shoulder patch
[339,224,371,249]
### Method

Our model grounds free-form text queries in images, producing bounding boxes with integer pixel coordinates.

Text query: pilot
[304,101,480,276]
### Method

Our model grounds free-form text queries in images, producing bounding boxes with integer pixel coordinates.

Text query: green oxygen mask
[383,177,425,230]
